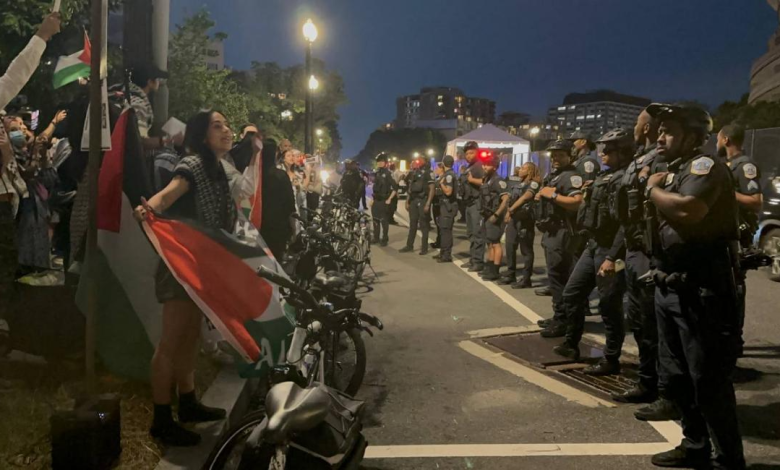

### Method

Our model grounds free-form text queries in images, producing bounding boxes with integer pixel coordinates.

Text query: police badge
[690,157,714,176]
[584,161,595,174]
[570,175,583,188]
[743,163,758,180]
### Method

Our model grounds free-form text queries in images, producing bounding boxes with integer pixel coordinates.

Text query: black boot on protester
[634,398,681,422]
[178,391,227,423]
[553,342,580,361]
[611,384,658,404]
[651,446,712,468]
[583,359,621,376]
[150,404,201,447]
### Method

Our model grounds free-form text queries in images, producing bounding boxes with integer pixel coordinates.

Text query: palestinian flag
[141,212,294,371]
[53,31,91,89]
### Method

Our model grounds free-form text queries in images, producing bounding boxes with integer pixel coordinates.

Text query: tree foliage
[713,93,780,131]
[353,128,448,166]
[167,10,249,128]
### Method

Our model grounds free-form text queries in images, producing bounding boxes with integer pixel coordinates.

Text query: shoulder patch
[743,163,758,180]
[665,173,675,187]
[499,180,507,189]
[446,174,453,183]
[584,161,595,174]
[690,156,714,176]
[748,180,759,192]
[570,175,583,189]
[530,182,540,190]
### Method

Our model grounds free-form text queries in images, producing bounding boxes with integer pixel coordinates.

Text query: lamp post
[303,19,318,154]
[530,127,540,161]
[308,75,319,155]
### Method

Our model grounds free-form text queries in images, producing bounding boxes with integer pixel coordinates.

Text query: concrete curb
[155,367,259,470]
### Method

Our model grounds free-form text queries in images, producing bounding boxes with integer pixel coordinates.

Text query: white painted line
[459,340,616,409]
[649,420,684,445]
[467,324,542,339]
[456,260,544,323]
[365,442,673,459]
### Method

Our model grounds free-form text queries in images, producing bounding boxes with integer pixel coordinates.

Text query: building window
[558,106,566,111]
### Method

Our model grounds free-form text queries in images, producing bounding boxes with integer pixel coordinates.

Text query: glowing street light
[303,19,318,43]
[530,126,541,152]
[413,152,420,158]
[308,75,319,91]
[427,148,435,156]
[316,128,324,137]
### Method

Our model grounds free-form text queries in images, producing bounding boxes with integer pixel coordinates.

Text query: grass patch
[0,353,220,469]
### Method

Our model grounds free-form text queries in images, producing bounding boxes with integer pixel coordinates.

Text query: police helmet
[597,128,633,147]
[645,103,713,138]
[546,139,573,152]
[375,152,389,163]
[567,130,593,142]
[463,141,479,153]
[442,155,455,167]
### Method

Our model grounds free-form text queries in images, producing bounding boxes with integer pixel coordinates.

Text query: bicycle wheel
[203,411,272,470]
[323,327,366,397]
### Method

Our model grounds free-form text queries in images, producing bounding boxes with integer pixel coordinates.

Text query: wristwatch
[550,191,559,201]
[645,185,655,199]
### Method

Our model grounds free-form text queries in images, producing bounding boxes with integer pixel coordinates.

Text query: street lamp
[303,18,318,154]
[427,148,435,156]
[530,126,540,153]
[316,128,323,137]
[413,152,420,158]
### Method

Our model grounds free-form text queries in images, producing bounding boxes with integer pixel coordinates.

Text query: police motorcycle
[203,266,381,470]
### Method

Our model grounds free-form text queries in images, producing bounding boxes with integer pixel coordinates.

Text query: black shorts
[485,220,506,244]
[155,260,190,304]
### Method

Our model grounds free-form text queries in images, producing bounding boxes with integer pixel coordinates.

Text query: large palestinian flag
[77,108,293,380]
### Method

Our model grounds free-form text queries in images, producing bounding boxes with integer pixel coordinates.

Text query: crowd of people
[359,104,760,469]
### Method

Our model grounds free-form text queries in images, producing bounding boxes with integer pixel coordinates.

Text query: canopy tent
[445,124,531,177]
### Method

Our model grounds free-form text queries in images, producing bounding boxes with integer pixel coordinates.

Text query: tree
[167,10,249,127]
[713,93,780,131]
[354,128,448,167]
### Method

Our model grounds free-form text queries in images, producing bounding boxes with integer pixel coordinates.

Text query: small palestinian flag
[53,31,91,89]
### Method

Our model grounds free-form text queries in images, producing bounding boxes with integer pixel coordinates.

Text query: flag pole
[85,0,104,394]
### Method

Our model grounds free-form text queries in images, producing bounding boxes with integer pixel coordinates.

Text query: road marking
[456,260,544,323]
[365,442,673,459]
[467,325,542,339]
[649,421,684,445]
[458,340,615,408]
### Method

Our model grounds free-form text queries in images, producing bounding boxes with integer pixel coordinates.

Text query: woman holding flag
[134,110,241,447]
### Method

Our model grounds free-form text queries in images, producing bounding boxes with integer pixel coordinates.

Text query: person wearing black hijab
[260,139,296,260]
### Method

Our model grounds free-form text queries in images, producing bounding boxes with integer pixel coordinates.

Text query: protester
[260,140,296,260]
[0,13,61,110]
[126,64,179,150]
[133,111,237,447]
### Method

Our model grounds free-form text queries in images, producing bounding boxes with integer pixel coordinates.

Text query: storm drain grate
[482,332,640,400]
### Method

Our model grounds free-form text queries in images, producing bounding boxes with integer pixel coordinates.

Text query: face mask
[9,130,26,148]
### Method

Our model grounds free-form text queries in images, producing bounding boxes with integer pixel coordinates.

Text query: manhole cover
[555,366,639,397]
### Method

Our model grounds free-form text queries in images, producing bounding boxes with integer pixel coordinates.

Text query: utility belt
[465,196,480,206]
[409,191,426,200]
[536,217,562,234]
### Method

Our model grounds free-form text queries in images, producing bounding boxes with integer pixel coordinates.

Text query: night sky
[171,0,778,157]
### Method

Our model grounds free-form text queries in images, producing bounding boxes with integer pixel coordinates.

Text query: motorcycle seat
[314,272,347,290]
[263,382,330,444]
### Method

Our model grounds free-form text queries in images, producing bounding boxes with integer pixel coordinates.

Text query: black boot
[512,278,533,289]
[611,384,657,404]
[634,398,681,422]
[534,285,552,296]
[178,391,227,423]
[540,321,567,338]
[583,359,621,376]
[553,342,580,360]
[497,272,516,285]
[482,263,500,281]
[150,404,201,447]
[651,445,711,468]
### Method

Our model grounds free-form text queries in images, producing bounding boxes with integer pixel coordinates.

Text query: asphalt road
[353,208,780,470]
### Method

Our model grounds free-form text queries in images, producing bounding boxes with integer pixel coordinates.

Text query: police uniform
[403,166,434,253]
[372,164,398,245]
[574,150,601,184]
[437,166,459,261]
[464,161,486,268]
[504,178,540,285]
[481,172,509,244]
[535,164,583,327]
[559,165,627,369]
[651,155,745,469]
[340,167,365,209]
[613,145,663,396]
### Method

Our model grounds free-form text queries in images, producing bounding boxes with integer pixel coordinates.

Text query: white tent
[445,124,531,171]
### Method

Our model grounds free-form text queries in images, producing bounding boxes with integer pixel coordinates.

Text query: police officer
[340,160,365,209]
[434,155,459,263]
[567,130,601,182]
[535,140,585,338]
[479,152,510,281]
[462,141,487,272]
[400,157,435,254]
[431,163,444,250]
[717,124,762,356]
[611,107,680,421]
[552,129,631,376]
[643,104,744,469]
[500,163,541,288]
[371,153,398,247]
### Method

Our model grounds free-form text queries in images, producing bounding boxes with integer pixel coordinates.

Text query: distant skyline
[171,0,778,157]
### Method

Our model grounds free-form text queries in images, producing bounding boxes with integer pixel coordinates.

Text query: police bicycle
[202,266,382,470]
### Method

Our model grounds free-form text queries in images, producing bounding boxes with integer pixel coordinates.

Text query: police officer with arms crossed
[717,124,762,356]
[433,155,459,263]
[499,163,542,288]
[479,152,510,281]
[461,141,487,272]
[400,157,435,255]
[611,107,680,422]
[643,104,745,469]
[371,153,398,247]
[552,128,632,375]
[568,130,601,182]
[535,140,585,338]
